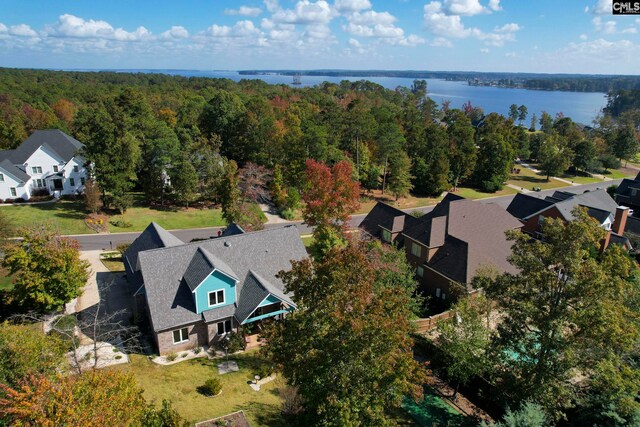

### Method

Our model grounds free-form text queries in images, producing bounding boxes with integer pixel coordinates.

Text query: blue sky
[0,0,638,74]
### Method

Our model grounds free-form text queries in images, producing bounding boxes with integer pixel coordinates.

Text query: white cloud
[443,0,488,16]
[160,26,189,40]
[593,16,637,34]
[579,33,588,40]
[505,51,516,57]
[423,2,470,38]
[494,23,520,33]
[430,37,453,47]
[348,10,397,25]
[9,24,37,37]
[480,47,490,53]
[205,20,262,38]
[553,38,637,66]
[488,0,501,11]
[334,0,372,13]
[586,0,612,15]
[224,6,263,17]
[423,1,519,46]
[264,0,280,13]
[348,37,361,47]
[45,14,153,41]
[271,0,333,24]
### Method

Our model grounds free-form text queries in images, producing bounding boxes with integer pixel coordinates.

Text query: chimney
[612,206,629,236]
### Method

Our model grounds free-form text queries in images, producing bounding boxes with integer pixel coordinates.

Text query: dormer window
[73,165,79,173]
[53,165,58,172]
[208,290,225,307]
[411,242,422,257]
[31,166,42,174]
[381,229,391,243]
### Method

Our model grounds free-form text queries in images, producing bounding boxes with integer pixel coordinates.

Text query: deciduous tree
[483,208,640,419]
[302,160,360,255]
[263,240,426,426]
[83,178,101,214]
[438,295,492,398]
[0,322,67,388]
[0,370,145,426]
[1,227,89,313]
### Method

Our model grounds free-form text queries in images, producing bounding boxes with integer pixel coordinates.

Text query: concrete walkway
[258,203,288,224]
[506,183,532,193]
[75,250,106,313]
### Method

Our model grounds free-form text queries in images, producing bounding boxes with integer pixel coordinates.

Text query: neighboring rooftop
[1,129,83,164]
[507,189,618,223]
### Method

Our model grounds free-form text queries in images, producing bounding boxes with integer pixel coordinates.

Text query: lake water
[122,69,608,125]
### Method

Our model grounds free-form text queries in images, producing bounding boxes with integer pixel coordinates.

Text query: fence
[413,310,453,334]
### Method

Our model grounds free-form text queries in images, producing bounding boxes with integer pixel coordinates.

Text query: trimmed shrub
[110,219,132,228]
[165,353,178,362]
[115,355,123,360]
[199,378,222,396]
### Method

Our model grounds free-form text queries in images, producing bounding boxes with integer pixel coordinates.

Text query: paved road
[71,179,622,251]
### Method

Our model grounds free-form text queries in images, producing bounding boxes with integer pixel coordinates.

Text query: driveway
[76,250,133,325]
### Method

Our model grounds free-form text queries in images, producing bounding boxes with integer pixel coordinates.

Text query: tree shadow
[27,200,86,220]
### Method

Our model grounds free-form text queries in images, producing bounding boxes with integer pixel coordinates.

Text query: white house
[0,129,88,201]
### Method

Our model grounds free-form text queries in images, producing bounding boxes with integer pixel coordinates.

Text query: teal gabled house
[124,223,305,355]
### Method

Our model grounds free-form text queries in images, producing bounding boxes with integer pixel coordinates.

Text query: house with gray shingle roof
[0,129,87,201]
[125,222,306,355]
[359,195,522,304]
[506,189,631,250]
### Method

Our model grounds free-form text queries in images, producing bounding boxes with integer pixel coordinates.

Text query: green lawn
[0,198,226,236]
[601,168,632,179]
[558,173,603,185]
[100,252,125,272]
[0,200,91,235]
[301,236,314,248]
[507,167,567,191]
[111,352,286,426]
[454,186,518,199]
[108,207,225,233]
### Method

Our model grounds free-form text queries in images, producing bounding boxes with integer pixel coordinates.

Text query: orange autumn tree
[302,159,360,256]
[0,370,145,426]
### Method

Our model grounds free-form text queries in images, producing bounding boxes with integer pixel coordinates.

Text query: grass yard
[601,167,636,180]
[108,207,225,233]
[558,173,604,185]
[100,252,125,272]
[0,197,226,236]
[0,200,90,235]
[111,352,286,426]
[507,167,567,191]
[358,190,442,215]
[454,186,518,199]
[301,236,314,248]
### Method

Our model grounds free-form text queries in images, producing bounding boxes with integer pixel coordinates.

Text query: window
[80,177,85,185]
[410,242,422,258]
[442,292,447,300]
[208,289,225,306]
[34,179,44,188]
[69,178,75,187]
[381,229,392,243]
[217,320,232,335]
[31,166,42,174]
[436,288,441,298]
[416,266,424,278]
[172,327,189,344]
[73,165,79,173]
[53,165,58,173]
[0,173,3,182]
[10,188,16,197]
